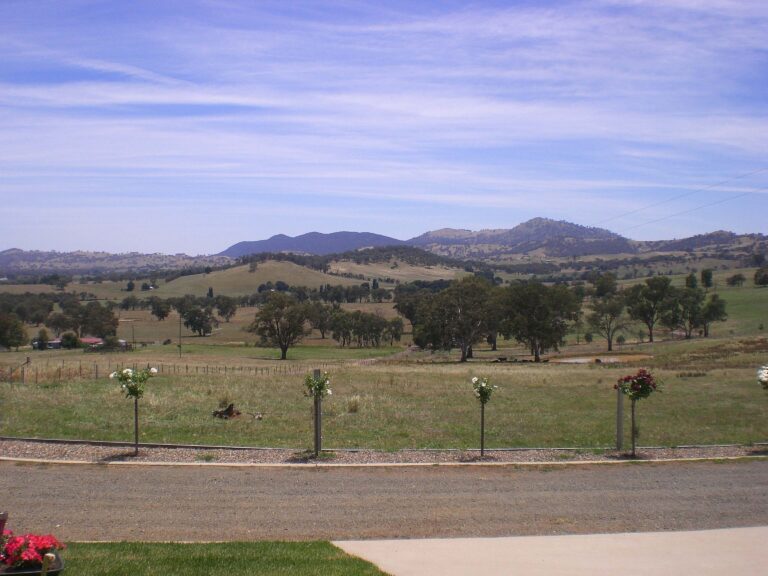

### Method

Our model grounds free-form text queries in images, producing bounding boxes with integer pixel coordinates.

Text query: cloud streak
[0,0,766,253]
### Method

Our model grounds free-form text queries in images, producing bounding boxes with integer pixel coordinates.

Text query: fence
[0,360,340,384]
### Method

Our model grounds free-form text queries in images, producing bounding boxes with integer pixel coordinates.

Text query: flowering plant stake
[615,369,660,457]
[110,366,157,456]
[472,376,497,457]
[758,365,768,390]
[1,529,65,570]
[305,371,331,456]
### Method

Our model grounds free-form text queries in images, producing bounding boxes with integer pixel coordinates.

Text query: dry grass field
[1,333,766,450]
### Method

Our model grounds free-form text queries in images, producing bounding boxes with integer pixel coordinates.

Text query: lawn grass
[62,542,386,576]
[2,339,766,449]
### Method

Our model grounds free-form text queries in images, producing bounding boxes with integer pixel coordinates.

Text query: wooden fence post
[313,369,322,457]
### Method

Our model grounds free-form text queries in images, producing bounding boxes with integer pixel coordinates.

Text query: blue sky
[1,0,766,255]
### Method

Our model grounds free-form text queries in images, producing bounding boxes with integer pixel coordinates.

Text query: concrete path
[336,526,768,576]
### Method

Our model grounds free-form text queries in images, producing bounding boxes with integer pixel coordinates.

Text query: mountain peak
[408,218,631,256]
[219,231,404,258]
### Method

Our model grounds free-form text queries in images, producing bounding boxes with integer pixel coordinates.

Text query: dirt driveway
[2,460,766,541]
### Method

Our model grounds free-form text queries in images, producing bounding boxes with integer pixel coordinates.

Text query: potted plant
[1,527,65,575]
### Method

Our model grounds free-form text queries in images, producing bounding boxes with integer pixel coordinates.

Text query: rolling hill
[218,231,404,258]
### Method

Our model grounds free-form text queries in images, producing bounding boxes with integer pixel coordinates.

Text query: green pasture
[62,542,385,576]
[2,338,766,449]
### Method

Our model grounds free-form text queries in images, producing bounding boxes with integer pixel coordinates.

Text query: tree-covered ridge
[238,245,456,269]
[0,248,231,278]
[238,245,560,277]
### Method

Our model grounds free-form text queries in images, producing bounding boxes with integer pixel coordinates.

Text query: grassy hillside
[328,259,466,283]
[0,261,363,300]
[154,261,361,297]
[615,268,766,339]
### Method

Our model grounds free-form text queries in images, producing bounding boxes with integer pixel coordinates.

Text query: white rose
[149,367,158,375]
[327,389,332,395]
[123,368,132,375]
[109,372,117,379]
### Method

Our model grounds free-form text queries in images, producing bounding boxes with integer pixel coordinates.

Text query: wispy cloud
[0,0,766,252]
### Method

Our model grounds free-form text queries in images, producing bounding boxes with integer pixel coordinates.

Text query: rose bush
[615,368,660,457]
[304,371,332,398]
[109,366,157,456]
[614,368,659,400]
[472,376,497,405]
[471,375,498,458]
[110,366,158,399]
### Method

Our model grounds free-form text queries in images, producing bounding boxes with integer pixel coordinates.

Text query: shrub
[60,332,80,349]
[347,395,361,414]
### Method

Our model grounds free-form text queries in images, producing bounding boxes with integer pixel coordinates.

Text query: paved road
[2,460,767,541]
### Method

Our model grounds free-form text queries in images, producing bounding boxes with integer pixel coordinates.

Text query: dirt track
[2,460,767,541]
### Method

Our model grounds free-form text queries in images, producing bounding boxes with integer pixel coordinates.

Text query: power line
[621,185,767,232]
[593,167,767,227]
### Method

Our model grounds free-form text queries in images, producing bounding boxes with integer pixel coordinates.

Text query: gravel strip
[1,439,765,465]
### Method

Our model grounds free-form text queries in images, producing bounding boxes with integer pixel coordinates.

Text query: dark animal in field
[211,403,263,420]
[212,403,241,419]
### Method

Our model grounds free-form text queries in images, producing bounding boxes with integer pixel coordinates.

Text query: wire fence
[0,360,342,384]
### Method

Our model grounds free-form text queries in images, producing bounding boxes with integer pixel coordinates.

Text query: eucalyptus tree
[701,294,727,337]
[662,287,704,339]
[249,292,309,360]
[588,293,627,352]
[437,276,493,362]
[0,313,27,350]
[499,282,580,362]
[625,276,675,343]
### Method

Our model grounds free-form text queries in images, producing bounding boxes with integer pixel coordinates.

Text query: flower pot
[1,551,64,575]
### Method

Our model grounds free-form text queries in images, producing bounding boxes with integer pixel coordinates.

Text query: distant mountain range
[218,218,764,260]
[1,218,763,276]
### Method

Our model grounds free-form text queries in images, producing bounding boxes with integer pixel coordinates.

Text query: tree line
[0,292,120,351]
[393,271,730,362]
[248,294,403,359]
